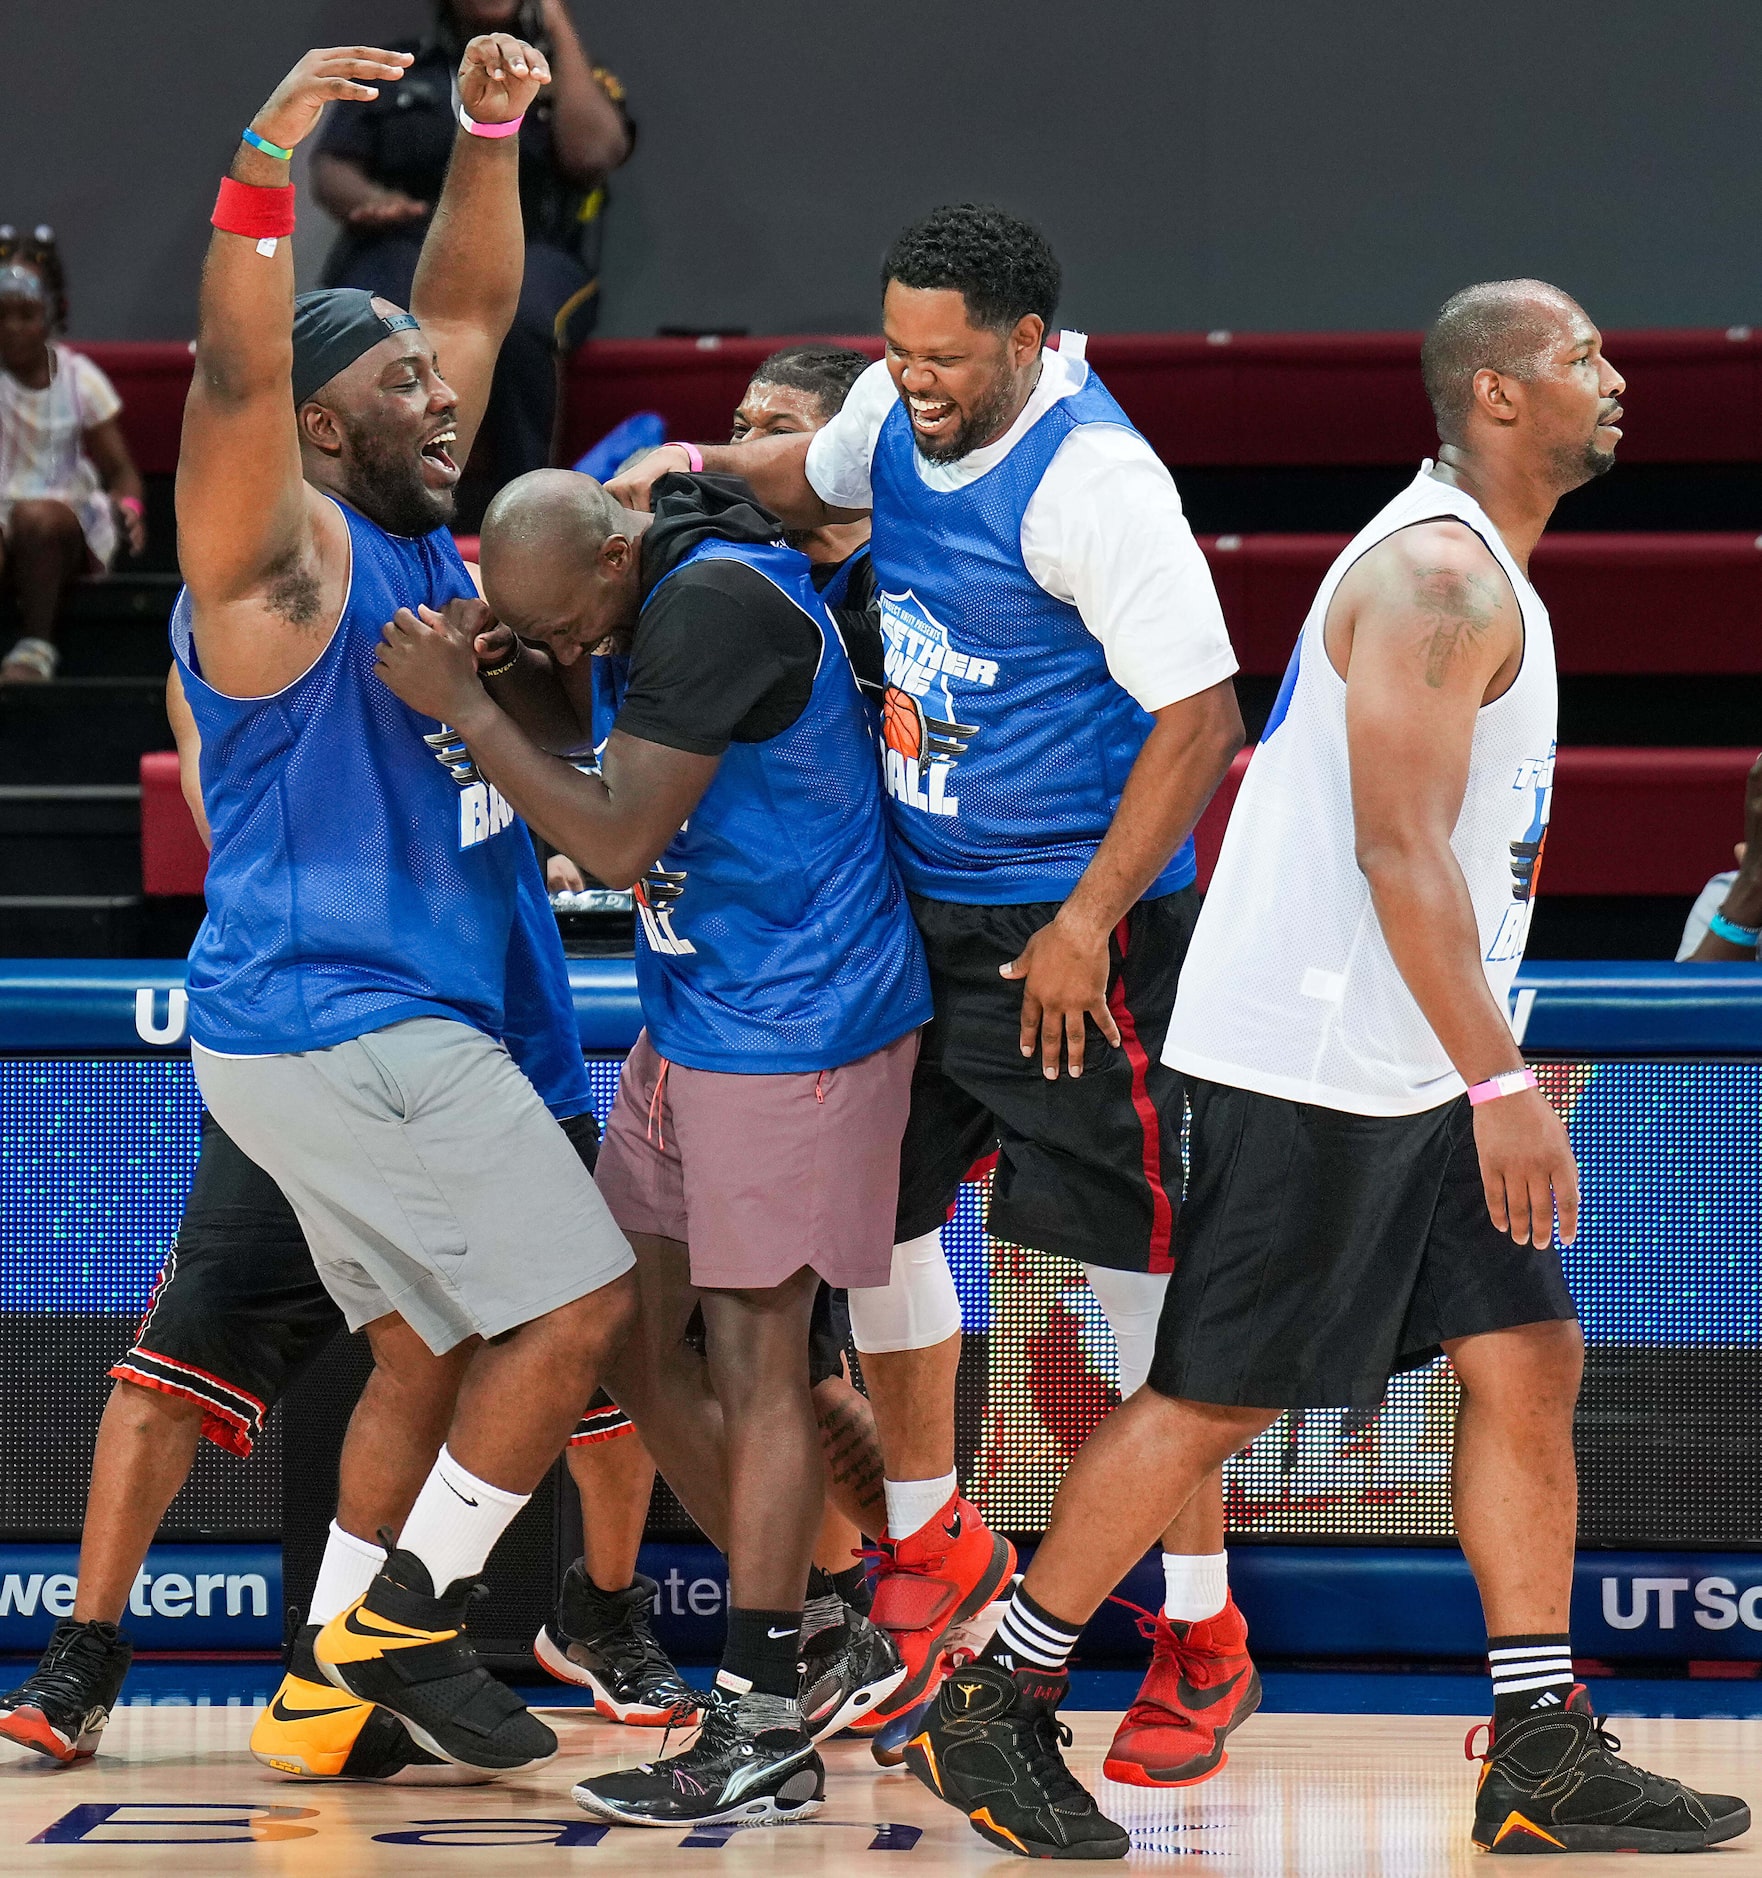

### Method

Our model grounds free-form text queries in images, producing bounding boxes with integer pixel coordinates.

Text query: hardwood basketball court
[6,1701,1758,1873]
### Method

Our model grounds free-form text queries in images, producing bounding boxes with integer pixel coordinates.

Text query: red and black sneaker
[1102,1596,1261,1788]
[865,1493,1015,1727]
[0,1618,133,1764]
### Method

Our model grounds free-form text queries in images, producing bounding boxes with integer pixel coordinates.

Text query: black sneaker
[313,1546,557,1772]
[799,1606,907,1741]
[1471,1687,1751,1853]
[904,1656,1129,1860]
[534,1563,698,1727]
[572,1685,824,1828]
[0,1618,133,1764]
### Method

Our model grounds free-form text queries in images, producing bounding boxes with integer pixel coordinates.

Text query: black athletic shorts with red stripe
[893,886,1197,1272]
[116,1109,626,1458]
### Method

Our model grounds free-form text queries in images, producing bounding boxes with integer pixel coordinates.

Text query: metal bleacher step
[0,783,141,896]
[0,678,171,786]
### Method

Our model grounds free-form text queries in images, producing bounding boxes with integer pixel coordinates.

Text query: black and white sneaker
[535,1563,699,1727]
[0,1618,133,1764]
[572,1685,824,1828]
[1471,1686,1750,1853]
[904,1656,1129,1859]
[800,1605,907,1740]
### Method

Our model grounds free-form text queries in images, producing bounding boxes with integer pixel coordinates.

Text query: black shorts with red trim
[113,1112,342,1457]
[894,886,1196,1273]
[569,1392,636,1445]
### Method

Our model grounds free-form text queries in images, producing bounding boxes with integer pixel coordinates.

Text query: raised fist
[250,47,413,154]
[457,33,552,127]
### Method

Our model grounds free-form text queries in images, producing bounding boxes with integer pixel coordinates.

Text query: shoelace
[15,1625,115,1711]
[1108,1596,1203,1729]
[1013,1704,1087,1804]
[599,1613,695,1712]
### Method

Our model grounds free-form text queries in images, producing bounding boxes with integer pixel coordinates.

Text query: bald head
[479,469,648,660]
[1420,280,1586,444]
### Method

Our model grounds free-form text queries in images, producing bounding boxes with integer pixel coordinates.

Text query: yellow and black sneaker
[903,1656,1129,1860]
[314,1547,557,1773]
[251,1623,485,1783]
[1470,1686,1750,1853]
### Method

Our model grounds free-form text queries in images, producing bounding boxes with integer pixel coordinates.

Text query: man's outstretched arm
[409,32,552,463]
[374,604,716,888]
[607,433,863,529]
[1342,524,1577,1250]
[176,49,411,643]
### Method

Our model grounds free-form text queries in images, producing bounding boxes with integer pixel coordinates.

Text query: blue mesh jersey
[634,536,932,1073]
[504,842,593,1120]
[172,499,527,1055]
[867,370,1195,905]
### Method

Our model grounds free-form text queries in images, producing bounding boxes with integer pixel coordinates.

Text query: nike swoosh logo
[270,1695,359,1723]
[444,1479,479,1507]
[942,1516,963,1540]
[1177,1667,1247,1712]
[767,1627,796,1639]
[342,1606,452,1643]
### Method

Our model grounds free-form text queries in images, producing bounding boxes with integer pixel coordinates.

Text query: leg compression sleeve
[848,1229,963,1355]
[1083,1263,1171,1399]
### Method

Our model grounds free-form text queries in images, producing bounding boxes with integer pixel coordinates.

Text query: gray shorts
[191,1017,633,1355]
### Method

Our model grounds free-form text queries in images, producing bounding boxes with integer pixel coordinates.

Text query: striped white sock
[986,1585,1081,1674]
[1488,1634,1575,1720]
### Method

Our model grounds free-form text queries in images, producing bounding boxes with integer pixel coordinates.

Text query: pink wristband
[457,105,524,139]
[1467,1068,1538,1107]
[666,440,705,473]
[116,495,144,519]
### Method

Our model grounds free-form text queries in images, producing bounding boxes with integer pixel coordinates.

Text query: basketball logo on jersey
[635,862,695,956]
[876,589,984,818]
[1486,746,1555,965]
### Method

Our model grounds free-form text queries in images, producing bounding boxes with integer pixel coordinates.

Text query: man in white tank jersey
[900,282,1750,1860]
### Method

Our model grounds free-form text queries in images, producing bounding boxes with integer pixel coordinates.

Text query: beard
[338,413,455,538]
[1551,431,1617,491]
[907,361,1025,464]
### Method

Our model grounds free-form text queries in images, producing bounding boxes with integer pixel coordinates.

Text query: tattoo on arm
[1410,565,1502,688]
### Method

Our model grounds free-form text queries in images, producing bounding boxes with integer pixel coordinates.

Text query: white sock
[1162,1549,1229,1623]
[396,1445,529,1592]
[884,1470,959,1540]
[308,1521,385,1626]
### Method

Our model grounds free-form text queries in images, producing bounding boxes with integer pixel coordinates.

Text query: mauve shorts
[594,1027,920,1290]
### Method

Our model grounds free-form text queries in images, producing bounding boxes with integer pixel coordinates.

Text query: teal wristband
[241,126,293,162]
[1708,909,1761,947]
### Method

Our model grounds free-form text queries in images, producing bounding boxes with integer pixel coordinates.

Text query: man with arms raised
[171,40,635,1775]
[902,283,1750,1858]
[612,206,1250,1775]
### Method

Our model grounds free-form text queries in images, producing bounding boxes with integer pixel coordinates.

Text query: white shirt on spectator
[804,336,1236,714]
[0,343,122,567]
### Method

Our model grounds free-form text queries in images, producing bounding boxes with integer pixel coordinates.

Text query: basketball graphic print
[882,685,927,767]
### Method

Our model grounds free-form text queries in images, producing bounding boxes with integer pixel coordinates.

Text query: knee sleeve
[1083,1263,1170,1399]
[848,1229,963,1355]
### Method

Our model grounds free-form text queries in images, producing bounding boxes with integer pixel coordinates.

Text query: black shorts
[895,887,1196,1273]
[1146,1081,1579,1411]
[121,1109,606,1457]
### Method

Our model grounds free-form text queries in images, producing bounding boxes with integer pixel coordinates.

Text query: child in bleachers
[0,228,145,683]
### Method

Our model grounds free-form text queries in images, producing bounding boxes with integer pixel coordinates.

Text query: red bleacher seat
[140,750,207,896]
[1195,746,1755,897]
[1205,533,1762,676]
[85,327,1762,485]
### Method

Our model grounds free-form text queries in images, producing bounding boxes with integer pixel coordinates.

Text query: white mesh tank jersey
[1166,463,1557,1116]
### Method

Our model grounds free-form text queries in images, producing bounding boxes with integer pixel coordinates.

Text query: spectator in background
[1680,752,1762,960]
[312,0,631,508]
[0,231,145,683]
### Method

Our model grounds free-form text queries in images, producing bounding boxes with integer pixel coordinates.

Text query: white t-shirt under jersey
[804,336,1237,714]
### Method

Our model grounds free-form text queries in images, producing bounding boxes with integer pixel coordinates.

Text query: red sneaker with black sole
[866,1493,1016,1728]
[1103,1596,1261,1788]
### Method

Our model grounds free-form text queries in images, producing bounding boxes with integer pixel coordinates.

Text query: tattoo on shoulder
[263,550,323,629]
[1408,564,1504,688]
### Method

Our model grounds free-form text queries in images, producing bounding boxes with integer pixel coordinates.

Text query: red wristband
[211,176,296,241]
